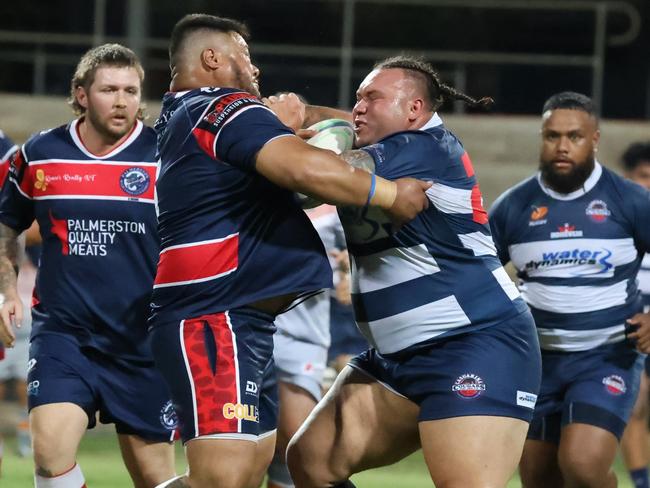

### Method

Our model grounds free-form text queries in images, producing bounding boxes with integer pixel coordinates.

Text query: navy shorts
[151,307,278,444]
[28,332,176,442]
[349,311,542,423]
[528,341,644,442]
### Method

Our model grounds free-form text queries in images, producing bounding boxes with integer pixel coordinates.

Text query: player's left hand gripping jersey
[0,120,159,361]
[338,114,527,355]
[490,164,650,351]
[150,88,332,325]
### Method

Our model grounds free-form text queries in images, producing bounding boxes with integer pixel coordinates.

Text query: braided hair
[374,55,493,111]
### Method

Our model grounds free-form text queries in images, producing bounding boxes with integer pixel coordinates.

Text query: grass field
[0,432,638,487]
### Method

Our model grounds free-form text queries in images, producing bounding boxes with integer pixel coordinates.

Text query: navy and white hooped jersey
[338,114,527,355]
[639,254,650,308]
[274,205,344,348]
[0,119,160,361]
[0,130,18,185]
[489,163,650,352]
[150,88,332,326]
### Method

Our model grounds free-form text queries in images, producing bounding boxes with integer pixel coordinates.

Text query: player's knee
[287,437,349,488]
[558,450,611,486]
[32,428,75,472]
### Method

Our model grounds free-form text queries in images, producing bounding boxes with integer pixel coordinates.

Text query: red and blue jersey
[0,130,18,186]
[0,119,159,361]
[150,88,332,326]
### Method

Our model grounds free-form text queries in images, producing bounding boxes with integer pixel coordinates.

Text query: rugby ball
[305,119,354,154]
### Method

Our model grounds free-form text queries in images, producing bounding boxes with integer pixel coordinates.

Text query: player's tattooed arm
[0,222,21,347]
[340,149,376,173]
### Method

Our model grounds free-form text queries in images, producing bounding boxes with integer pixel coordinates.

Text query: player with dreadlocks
[286,55,541,488]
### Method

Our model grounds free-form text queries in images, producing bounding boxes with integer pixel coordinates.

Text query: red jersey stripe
[154,234,239,288]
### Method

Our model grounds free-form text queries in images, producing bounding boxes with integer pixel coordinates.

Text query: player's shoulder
[22,124,69,157]
[491,174,540,213]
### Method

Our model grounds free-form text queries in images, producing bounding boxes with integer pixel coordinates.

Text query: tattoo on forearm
[0,223,19,296]
[341,150,376,172]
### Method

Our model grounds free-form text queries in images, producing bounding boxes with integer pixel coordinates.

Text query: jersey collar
[419,113,443,131]
[69,118,143,160]
[536,161,603,201]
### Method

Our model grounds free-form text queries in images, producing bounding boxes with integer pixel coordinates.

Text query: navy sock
[630,467,650,488]
[332,482,357,488]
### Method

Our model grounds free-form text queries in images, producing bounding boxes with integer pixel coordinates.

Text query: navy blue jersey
[0,119,159,361]
[0,130,18,186]
[338,114,527,355]
[150,88,332,325]
[490,164,650,351]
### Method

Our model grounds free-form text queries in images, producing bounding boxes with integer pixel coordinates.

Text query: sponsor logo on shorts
[159,400,179,430]
[245,381,258,396]
[586,200,611,223]
[119,167,150,196]
[223,402,259,422]
[452,373,486,399]
[27,380,40,397]
[27,358,37,374]
[602,374,626,395]
[516,390,537,409]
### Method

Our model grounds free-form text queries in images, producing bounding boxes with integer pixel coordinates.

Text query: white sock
[35,463,86,487]
[155,474,185,487]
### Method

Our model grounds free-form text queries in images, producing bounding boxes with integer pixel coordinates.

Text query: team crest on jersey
[602,374,626,395]
[452,373,486,399]
[529,206,548,226]
[586,200,610,223]
[34,168,48,191]
[159,400,179,430]
[120,167,150,196]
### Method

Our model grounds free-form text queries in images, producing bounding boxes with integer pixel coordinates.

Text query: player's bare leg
[520,440,563,487]
[419,415,528,487]
[287,366,421,488]
[178,434,276,488]
[30,403,87,480]
[558,424,618,488]
[268,382,318,488]
[118,433,176,488]
[621,373,650,485]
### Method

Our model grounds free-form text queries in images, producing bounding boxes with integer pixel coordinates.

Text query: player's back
[152,88,332,325]
[339,115,526,356]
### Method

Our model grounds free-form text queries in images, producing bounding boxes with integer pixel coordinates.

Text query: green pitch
[0,432,637,487]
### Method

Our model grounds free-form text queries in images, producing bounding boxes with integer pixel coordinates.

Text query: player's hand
[385,178,432,227]
[297,128,317,140]
[0,289,23,348]
[627,312,650,353]
[262,93,306,132]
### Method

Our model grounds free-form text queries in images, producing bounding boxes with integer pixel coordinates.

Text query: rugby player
[0,44,176,488]
[287,56,541,488]
[619,142,650,488]
[150,14,431,488]
[490,92,650,488]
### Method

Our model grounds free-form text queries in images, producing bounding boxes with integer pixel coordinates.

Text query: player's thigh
[247,431,277,488]
[288,365,420,480]
[276,381,317,452]
[520,439,563,488]
[117,434,175,488]
[30,402,88,471]
[420,415,529,488]
[557,423,618,478]
[185,438,262,488]
[629,369,650,420]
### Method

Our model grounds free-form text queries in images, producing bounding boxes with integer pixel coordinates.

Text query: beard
[85,107,135,143]
[232,62,260,97]
[539,156,595,194]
